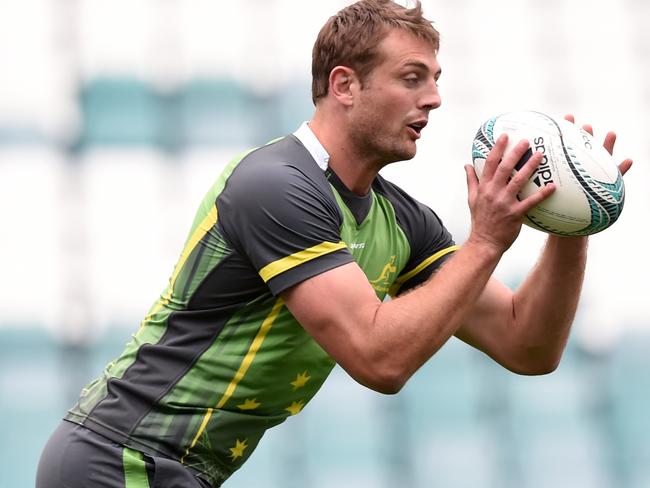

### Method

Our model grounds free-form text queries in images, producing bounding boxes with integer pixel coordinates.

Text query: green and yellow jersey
[65,123,458,486]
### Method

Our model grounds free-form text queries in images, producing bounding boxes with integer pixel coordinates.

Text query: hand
[465,134,555,253]
[564,114,633,176]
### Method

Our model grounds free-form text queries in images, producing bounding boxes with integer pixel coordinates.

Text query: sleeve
[378,178,458,296]
[216,147,355,296]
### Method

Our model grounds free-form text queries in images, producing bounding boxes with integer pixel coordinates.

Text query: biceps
[281,262,381,362]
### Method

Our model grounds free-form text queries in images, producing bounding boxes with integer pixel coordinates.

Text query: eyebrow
[402,61,442,79]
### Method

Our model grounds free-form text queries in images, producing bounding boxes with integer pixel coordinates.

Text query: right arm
[282,237,502,393]
[282,136,551,393]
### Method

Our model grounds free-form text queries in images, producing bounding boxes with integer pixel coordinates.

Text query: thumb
[465,164,478,197]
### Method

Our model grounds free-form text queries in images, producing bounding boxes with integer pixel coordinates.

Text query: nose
[419,81,441,111]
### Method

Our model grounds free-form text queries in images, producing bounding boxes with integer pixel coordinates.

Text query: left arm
[456,118,633,375]
[455,235,587,375]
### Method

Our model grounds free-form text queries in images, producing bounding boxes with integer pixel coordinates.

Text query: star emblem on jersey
[290,371,311,391]
[285,400,305,416]
[229,439,248,461]
[237,398,261,410]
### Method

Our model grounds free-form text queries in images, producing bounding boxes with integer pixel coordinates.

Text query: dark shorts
[36,421,213,488]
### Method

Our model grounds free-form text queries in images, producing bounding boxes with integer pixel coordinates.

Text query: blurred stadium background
[1,0,649,486]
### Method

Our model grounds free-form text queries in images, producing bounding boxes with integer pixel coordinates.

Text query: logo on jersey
[370,255,397,293]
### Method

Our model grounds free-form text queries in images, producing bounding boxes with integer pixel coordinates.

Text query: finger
[618,159,633,176]
[481,133,508,181]
[493,139,531,185]
[506,151,543,195]
[603,131,616,155]
[564,114,575,124]
[517,182,556,214]
[582,124,594,136]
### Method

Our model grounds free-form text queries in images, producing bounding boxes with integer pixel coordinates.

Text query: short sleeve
[392,203,458,295]
[373,176,457,296]
[216,139,355,295]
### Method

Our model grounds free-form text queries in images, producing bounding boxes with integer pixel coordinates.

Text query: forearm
[512,235,588,362]
[284,238,505,394]
[373,238,503,382]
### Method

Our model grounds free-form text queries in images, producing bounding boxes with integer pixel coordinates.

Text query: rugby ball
[471,111,625,236]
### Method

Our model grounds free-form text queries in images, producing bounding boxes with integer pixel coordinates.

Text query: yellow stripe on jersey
[168,205,219,296]
[181,298,285,464]
[258,241,348,282]
[138,205,218,332]
[389,245,459,296]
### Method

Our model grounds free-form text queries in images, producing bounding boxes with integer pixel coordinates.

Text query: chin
[398,143,417,161]
[382,150,416,165]
[406,146,418,159]
[371,137,417,164]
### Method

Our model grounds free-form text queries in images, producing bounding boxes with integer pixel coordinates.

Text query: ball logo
[532,137,554,187]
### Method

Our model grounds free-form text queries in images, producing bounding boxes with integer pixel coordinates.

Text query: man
[37,0,632,487]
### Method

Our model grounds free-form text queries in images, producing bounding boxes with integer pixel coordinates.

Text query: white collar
[293,122,330,171]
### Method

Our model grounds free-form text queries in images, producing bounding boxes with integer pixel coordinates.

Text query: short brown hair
[311,0,440,105]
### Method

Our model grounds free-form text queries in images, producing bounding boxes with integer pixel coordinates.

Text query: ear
[328,66,358,107]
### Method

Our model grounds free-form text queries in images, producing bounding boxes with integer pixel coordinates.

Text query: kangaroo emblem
[370,255,397,292]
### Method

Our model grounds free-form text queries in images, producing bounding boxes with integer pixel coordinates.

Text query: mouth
[407,120,428,139]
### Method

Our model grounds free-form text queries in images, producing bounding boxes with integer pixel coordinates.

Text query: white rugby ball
[471,111,625,236]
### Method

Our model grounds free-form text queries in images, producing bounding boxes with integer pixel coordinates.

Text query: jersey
[65,125,458,487]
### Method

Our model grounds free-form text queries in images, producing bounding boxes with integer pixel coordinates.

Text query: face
[348,29,442,165]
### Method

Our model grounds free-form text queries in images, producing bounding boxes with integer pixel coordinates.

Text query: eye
[403,75,420,86]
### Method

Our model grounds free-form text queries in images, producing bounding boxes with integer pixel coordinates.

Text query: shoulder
[216,135,347,271]
[220,135,336,209]
[234,135,326,182]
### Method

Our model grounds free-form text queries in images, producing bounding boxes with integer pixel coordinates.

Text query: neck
[309,112,380,196]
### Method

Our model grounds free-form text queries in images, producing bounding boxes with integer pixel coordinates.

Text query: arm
[282,238,503,394]
[283,136,552,393]
[455,236,587,376]
[455,119,633,374]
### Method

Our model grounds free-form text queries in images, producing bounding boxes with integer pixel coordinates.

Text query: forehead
[376,28,440,73]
